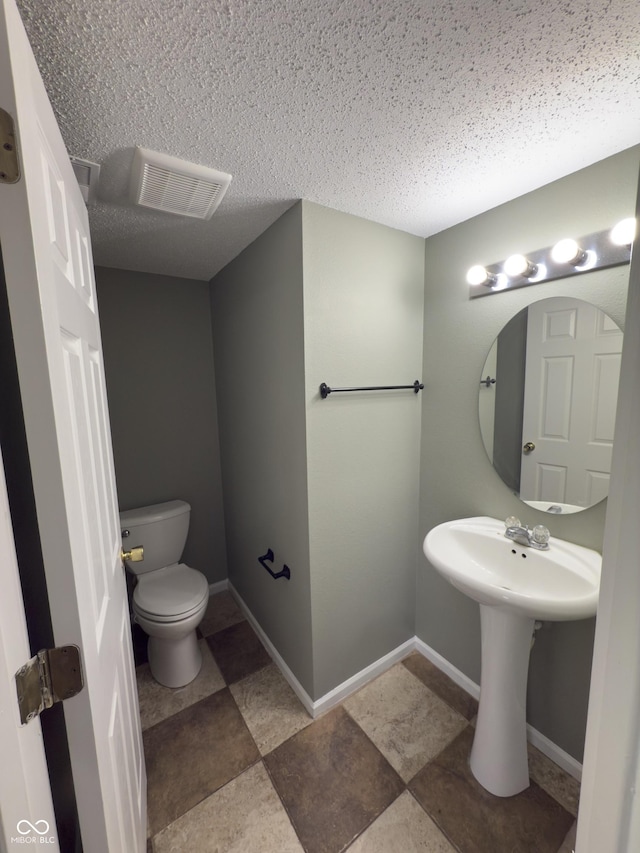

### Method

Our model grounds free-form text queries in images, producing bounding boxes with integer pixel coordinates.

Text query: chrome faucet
[504,517,550,550]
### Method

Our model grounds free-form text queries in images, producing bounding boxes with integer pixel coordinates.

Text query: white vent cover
[130,147,232,219]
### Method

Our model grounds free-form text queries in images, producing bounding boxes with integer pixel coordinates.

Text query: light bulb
[610,217,636,246]
[466,265,496,286]
[551,238,587,266]
[504,254,538,278]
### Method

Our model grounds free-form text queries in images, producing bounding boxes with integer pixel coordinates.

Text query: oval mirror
[479,296,623,514]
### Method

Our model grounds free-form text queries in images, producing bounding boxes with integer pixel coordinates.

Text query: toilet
[119,499,209,688]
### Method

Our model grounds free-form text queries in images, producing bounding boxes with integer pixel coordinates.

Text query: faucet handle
[505,516,521,529]
[531,524,550,546]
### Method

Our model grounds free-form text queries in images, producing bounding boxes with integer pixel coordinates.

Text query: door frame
[576,183,640,850]
[0,439,59,850]
[0,0,145,848]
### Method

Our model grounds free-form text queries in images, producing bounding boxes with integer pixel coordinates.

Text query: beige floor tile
[346,792,456,853]
[153,762,304,853]
[527,742,581,817]
[199,589,245,637]
[344,663,468,782]
[230,663,312,754]
[136,640,225,731]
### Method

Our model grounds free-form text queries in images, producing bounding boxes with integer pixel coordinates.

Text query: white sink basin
[423,515,602,797]
[423,515,601,621]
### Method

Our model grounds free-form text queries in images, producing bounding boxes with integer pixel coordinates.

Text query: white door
[0,446,59,850]
[0,2,146,851]
[520,296,622,507]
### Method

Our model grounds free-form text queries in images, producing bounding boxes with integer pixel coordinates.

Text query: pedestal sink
[423,516,601,797]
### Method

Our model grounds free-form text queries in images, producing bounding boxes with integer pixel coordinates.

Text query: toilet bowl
[120,500,209,688]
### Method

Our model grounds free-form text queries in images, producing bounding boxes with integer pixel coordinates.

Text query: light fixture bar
[468,225,633,299]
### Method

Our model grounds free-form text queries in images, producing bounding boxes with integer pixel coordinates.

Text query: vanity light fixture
[550,238,588,267]
[610,217,637,246]
[504,254,538,279]
[468,220,635,299]
[466,265,497,287]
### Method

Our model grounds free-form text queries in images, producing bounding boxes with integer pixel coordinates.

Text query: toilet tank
[119,499,190,575]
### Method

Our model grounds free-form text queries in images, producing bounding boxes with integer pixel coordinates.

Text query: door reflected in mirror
[479,297,623,514]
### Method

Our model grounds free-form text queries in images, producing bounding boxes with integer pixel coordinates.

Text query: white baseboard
[208,579,229,596]
[227,582,316,716]
[526,723,583,781]
[311,638,415,718]
[228,583,413,718]
[220,584,582,779]
[413,636,481,701]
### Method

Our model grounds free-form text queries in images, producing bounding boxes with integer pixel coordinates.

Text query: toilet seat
[133,563,208,623]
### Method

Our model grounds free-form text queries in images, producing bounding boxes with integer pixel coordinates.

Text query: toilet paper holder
[258,548,291,581]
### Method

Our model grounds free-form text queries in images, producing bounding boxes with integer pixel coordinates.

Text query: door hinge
[0,108,20,184]
[15,645,84,725]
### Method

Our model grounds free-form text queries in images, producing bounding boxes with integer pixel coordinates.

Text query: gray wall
[418,145,640,760]
[96,267,227,583]
[210,200,424,700]
[302,201,425,697]
[210,203,314,694]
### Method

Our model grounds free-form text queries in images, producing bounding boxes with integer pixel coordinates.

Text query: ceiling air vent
[130,147,232,220]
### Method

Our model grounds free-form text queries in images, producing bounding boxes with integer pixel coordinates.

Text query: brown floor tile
[558,820,577,853]
[402,652,478,721]
[265,706,404,853]
[409,728,574,853]
[206,619,272,684]
[199,590,245,637]
[143,688,260,835]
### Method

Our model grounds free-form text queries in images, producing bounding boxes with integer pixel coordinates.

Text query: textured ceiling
[15,0,640,282]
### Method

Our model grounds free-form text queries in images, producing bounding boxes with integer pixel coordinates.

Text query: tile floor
[136,591,579,853]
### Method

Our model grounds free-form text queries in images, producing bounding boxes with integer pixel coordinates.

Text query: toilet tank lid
[119,499,190,527]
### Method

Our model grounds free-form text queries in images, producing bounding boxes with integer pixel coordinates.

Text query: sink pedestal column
[470,605,535,797]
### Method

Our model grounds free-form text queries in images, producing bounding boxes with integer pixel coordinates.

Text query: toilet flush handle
[120,546,144,564]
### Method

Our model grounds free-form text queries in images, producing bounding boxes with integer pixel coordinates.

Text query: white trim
[310,639,415,718]
[0,445,58,850]
[208,579,229,596]
[225,582,583,778]
[576,178,640,853]
[228,582,414,717]
[413,636,480,700]
[227,582,316,716]
[527,723,582,782]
